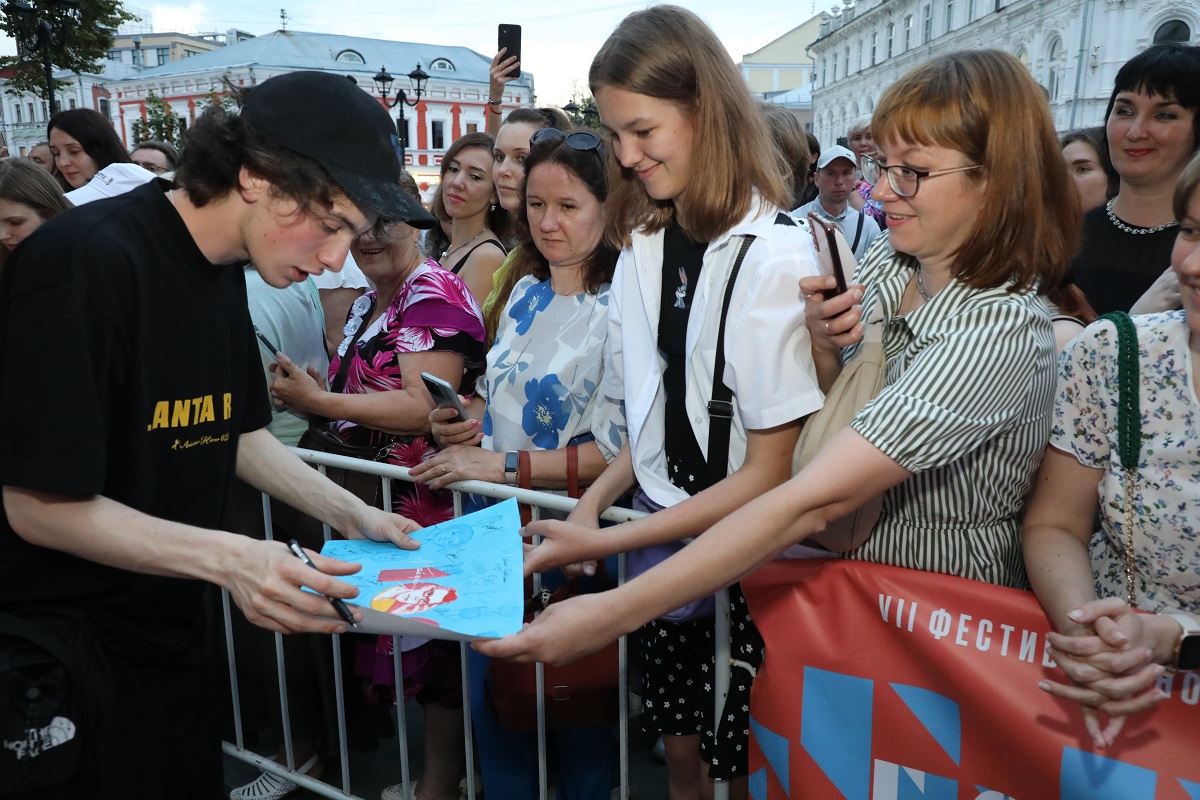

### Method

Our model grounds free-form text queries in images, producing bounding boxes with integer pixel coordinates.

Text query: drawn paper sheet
[317,498,524,640]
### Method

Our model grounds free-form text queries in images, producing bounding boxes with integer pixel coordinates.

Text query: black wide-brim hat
[241,71,436,229]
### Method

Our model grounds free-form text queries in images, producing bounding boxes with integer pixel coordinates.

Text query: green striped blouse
[844,239,1057,588]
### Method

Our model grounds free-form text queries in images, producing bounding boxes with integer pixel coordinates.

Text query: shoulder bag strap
[851,211,865,253]
[705,234,756,488]
[1099,310,1141,605]
[329,296,378,395]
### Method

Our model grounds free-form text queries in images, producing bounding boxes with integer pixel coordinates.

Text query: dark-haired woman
[410,129,624,800]
[47,108,130,190]
[1062,126,1118,214]
[1070,43,1200,314]
[436,131,508,303]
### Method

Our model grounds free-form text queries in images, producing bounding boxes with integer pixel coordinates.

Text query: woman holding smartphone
[481,45,1079,782]
[489,7,823,797]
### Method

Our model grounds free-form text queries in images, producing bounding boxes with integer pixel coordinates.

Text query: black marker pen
[287,539,357,628]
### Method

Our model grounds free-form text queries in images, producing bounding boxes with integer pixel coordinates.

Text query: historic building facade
[809,0,1198,147]
[107,29,534,183]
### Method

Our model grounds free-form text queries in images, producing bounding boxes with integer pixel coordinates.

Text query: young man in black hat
[0,71,433,799]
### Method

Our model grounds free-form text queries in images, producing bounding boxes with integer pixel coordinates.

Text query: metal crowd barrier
[220,447,735,800]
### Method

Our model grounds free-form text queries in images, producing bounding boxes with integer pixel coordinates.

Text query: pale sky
[1,0,841,106]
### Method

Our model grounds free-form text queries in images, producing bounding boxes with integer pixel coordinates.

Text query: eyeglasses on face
[528,127,604,157]
[861,155,980,198]
[131,160,169,174]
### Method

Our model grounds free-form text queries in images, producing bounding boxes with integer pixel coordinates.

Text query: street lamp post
[373,63,429,167]
[3,0,81,115]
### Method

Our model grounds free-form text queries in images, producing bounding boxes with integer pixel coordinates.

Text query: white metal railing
[220,447,734,800]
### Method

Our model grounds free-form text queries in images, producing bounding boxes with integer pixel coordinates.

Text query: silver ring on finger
[441,464,449,475]
[824,321,830,334]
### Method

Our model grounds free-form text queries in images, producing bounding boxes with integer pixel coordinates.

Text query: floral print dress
[330,259,485,526]
[1051,311,1200,614]
[480,274,626,466]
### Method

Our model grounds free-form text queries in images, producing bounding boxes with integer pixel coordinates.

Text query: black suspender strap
[851,210,865,253]
[705,234,756,488]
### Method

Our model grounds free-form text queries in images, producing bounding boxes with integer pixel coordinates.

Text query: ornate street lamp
[374,63,428,166]
[3,0,81,115]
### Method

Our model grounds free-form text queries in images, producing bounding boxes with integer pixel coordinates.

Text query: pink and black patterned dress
[329,258,485,527]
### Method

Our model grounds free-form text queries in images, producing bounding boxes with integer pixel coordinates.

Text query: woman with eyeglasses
[409,128,624,800]
[482,7,824,797]
[483,45,1078,758]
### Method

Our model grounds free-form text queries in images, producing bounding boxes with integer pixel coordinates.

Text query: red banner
[743,559,1200,800]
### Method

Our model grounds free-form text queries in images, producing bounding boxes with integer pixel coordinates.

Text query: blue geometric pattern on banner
[897,767,956,800]
[1180,778,1200,800]
[801,667,873,800]
[889,683,962,765]
[1061,747,1157,799]
[750,716,790,796]
[749,767,768,800]
[973,785,1016,799]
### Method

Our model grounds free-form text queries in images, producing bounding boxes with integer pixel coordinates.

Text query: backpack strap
[850,211,865,253]
[705,235,756,487]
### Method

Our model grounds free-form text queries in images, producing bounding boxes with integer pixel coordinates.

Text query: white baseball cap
[65,163,158,205]
[815,145,859,170]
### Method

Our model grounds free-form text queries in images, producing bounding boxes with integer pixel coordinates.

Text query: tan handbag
[792,217,887,553]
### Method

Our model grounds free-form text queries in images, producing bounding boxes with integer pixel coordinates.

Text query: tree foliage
[0,0,135,98]
[564,85,601,132]
[129,91,179,147]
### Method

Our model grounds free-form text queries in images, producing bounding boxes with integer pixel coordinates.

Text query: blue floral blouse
[479,275,626,461]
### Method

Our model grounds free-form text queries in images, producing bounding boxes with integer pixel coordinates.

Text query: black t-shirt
[658,221,709,497]
[0,180,272,663]
[1070,204,1179,315]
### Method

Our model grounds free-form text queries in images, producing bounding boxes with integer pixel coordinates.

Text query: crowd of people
[0,5,1198,800]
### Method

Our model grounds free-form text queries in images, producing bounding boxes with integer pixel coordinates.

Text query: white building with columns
[809,0,1197,148]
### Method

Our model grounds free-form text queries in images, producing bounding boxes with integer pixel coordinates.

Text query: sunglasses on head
[529,127,604,156]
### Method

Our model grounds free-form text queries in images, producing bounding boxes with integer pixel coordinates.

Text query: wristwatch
[504,451,520,486]
[1165,613,1200,671]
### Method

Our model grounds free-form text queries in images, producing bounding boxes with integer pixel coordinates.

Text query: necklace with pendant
[441,227,487,261]
[1106,199,1177,236]
[915,268,933,301]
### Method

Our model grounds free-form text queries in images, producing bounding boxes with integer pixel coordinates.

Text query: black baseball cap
[240,71,436,229]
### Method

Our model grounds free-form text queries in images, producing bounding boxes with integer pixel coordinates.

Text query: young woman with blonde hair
[486,6,824,797]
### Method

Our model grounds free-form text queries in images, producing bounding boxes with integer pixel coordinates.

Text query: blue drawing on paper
[315,497,524,641]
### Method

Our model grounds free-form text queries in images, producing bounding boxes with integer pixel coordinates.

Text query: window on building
[887,24,895,58]
[466,122,478,134]
[944,0,954,32]
[106,49,120,61]
[1154,20,1191,44]
[922,5,933,43]
[967,0,976,22]
[40,101,47,119]
[431,58,455,71]
[1015,47,1029,70]
[871,32,879,65]
[431,120,445,150]
[157,47,170,66]
[904,15,914,50]
[98,98,110,118]
[178,116,187,133]
[832,57,838,82]
[336,49,365,64]
[1047,37,1064,101]
[821,56,828,86]
[843,46,849,77]
[68,98,77,110]
[27,102,34,122]
[12,104,20,124]
[857,40,864,71]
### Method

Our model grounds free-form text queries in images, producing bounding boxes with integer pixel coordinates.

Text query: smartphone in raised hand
[497,24,522,78]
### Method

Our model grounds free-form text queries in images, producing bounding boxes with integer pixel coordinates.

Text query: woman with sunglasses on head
[481,106,574,343]
[486,7,824,798]
[410,128,624,800]
[47,108,130,191]
[436,131,509,304]
[483,45,1078,766]
[1070,43,1200,315]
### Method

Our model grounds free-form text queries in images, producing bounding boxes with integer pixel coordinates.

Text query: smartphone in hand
[806,213,853,298]
[497,24,522,78]
[421,372,469,423]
